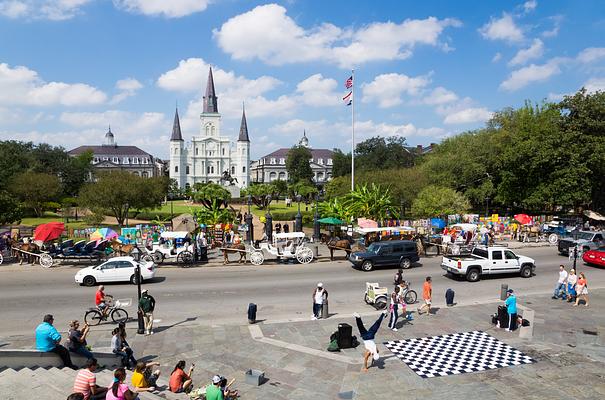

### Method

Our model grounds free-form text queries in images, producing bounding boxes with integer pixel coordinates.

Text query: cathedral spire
[170,108,183,141]
[238,103,250,142]
[203,67,219,113]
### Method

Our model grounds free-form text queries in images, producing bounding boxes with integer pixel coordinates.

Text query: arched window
[231,166,235,174]
[269,172,277,181]
[317,172,324,181]
[133,171,139,176]
[278,172,286,180]
[142,171,149,178]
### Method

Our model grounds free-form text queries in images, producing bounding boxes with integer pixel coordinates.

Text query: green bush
[270,210,313,222]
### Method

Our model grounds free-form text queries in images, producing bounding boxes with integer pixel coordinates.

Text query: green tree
[411,185,471,218]
[10,171,60,216]
[241,184,275,209]
[331,148,351,177]
[79,171,167,226]
[286,145,313,183]
[271,179,288,202]
[355,136,415,172]
[193,183,231,210]
[317,197,349,221]
[289,181,318,202]
[0,191,23,224]
[60,151,93,196]
[343,183,397,220]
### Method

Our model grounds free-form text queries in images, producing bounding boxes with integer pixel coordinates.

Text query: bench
[0,348,120,369]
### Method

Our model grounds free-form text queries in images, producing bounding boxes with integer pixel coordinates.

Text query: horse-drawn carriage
[248,232,315,265]
[140,231,195,266]
[47,239,110,263]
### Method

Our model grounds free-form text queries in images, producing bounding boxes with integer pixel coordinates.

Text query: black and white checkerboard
[383,330,535,378]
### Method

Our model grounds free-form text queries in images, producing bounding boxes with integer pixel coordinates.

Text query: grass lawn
[19,213,90,229]
[154,201,204,215]
[249,201,313,218]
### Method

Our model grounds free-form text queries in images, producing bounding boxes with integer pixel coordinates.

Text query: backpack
[327,339,340,352]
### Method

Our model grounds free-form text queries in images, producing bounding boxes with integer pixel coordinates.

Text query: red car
[582,248,605,267]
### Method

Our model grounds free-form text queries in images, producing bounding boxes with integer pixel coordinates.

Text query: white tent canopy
[160,231,190,239]
[584,210,605,221]
[354,226,415,235]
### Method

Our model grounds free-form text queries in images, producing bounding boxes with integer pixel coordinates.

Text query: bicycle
[84,295,130,325]
[397,280,418,304]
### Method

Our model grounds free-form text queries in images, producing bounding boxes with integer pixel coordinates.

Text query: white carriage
[249,232,315,265]
[141,231,195,265]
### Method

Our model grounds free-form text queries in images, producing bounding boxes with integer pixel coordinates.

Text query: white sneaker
[353,312,360,318]
[392,328,398,332]
[149,331,154,335]
[311,316,317,320]
[505,329,510,332]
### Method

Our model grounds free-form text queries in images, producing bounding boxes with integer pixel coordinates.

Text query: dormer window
[317,158,323,165]
[279,158,285,164]
[123,157,129,164]
[112,157,119,163]
[270,158,276,165]
[327,158,333,165]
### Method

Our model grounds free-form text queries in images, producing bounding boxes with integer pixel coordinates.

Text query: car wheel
[83,275,96,287]
[520,265,532,278]
[130,274,139,285]
[361,260,373,272]
[466,269,480,282]
[399,258,412,269]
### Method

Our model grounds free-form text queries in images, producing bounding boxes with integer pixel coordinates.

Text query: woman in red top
[169,360,193,393]
[574,272,589,307]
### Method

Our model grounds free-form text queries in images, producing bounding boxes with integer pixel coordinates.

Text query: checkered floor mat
[384,330,535,378]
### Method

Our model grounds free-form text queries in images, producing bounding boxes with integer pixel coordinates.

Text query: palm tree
[343,183,396,220]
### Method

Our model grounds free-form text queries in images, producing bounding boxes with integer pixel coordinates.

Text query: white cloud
[542,15,563,38]
[112,0,210,18]
[523,0,537,13]
[213,4,461,68]
[362,73,431,108]
[584,77,605,93]
[295,74,340,107]
[0,62,106,106]
[0,0,92,20]
[110,78,143,104]
[423,87,458,105]
[492,52,502,63]
[577,47,605,64]
[479,13,524,43]
[500,60,561,91]
[157,58,281,96]
[442,107,493,125]
[508,39,544,66]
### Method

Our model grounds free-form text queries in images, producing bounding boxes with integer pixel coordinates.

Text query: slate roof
[261,148,334,160]
[170,108,183,141]
[238,106,250,142]
[68,145,152,157]
[203,67,219,114]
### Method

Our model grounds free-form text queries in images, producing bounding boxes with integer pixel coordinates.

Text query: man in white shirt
[552,265,568,300]
[311,283,328,320]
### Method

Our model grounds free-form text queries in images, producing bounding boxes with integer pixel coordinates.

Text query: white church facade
[169,67,251,190]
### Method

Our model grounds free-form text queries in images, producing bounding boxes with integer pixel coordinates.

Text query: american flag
[345,75,353,89]
[343,91,352,106]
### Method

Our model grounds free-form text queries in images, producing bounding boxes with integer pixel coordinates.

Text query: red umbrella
[514,214,533,225]
[34,222,65,242]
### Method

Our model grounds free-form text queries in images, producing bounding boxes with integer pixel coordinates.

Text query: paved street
[1,246,605,338]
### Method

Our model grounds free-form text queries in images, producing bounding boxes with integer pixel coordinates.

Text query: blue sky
[1,0,604,159]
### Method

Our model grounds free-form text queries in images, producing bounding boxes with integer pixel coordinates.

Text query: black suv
[349,240,420,271]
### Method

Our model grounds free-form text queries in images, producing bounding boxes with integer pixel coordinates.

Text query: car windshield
[367,243,381,254]
[577,232,595,240]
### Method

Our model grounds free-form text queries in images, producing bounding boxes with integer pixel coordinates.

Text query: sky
[1,0,604,160]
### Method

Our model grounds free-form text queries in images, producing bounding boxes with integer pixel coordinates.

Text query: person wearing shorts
[418,276,432,315]
[353,311,386,371]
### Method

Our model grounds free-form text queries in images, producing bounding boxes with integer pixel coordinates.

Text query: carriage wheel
[250,251,264,265]
[141,254,154,263]
[296,247,314,264]
[39,254,53,268]
[404,290,417,304]
[177,251,194,267]
[0,253,3,265]
[153,251,164,264]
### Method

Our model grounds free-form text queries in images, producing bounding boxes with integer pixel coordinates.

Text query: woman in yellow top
[131,360,161,392]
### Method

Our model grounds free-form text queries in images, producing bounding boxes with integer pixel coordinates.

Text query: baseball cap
[317,282,323,288]
[141,289,148,293]
[212,375,221,384]
[507,289,514,294]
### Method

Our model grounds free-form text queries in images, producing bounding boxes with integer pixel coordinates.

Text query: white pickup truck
[441,246,536,282]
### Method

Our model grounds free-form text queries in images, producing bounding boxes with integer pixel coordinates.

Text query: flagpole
[351,69,355,192]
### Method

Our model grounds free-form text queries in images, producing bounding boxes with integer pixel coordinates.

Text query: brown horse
[109,239,136,256]
[13,241,40,264]
[221,243,247,265]
[324,237,352,261]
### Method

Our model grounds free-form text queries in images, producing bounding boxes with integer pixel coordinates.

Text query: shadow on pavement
[153,317,198,333]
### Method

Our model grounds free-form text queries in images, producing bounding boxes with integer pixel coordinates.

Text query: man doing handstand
[353,311,387,372]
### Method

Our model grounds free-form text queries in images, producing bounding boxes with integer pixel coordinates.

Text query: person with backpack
[138,289,156,335]
[393,269,404,288]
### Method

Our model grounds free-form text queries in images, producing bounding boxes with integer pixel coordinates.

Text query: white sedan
[75,256,156,286]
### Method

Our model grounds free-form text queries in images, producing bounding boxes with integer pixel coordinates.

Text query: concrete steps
[0,366,184,400]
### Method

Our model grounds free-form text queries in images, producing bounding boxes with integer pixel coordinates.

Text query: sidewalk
[2,290,603,399]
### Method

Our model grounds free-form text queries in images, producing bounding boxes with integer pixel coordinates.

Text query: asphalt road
[1,246,604,337]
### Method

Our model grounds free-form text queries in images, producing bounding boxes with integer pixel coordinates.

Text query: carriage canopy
[160,231,191,240]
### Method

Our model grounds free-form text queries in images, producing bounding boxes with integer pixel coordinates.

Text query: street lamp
[400,200,404,220]
[295,194,303,232]
[135,264,144,334]
[125,202,129,227]
[245,194,254,244]
[313,191,322,242]
[265,195,273,242]
[572,229,579,272]
[485,197,490,219]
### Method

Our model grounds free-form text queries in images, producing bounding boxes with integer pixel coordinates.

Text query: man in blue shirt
[35,314,77,369]
[504,289,518,332]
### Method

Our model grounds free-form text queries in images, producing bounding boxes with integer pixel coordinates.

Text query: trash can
[199,246,208,263]
[337,323,353,349]
[247,303,257,324]
[321,299,329,319]
[500,284,508,301]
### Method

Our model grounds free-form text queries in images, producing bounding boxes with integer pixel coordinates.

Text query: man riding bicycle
[95,285,112,318]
